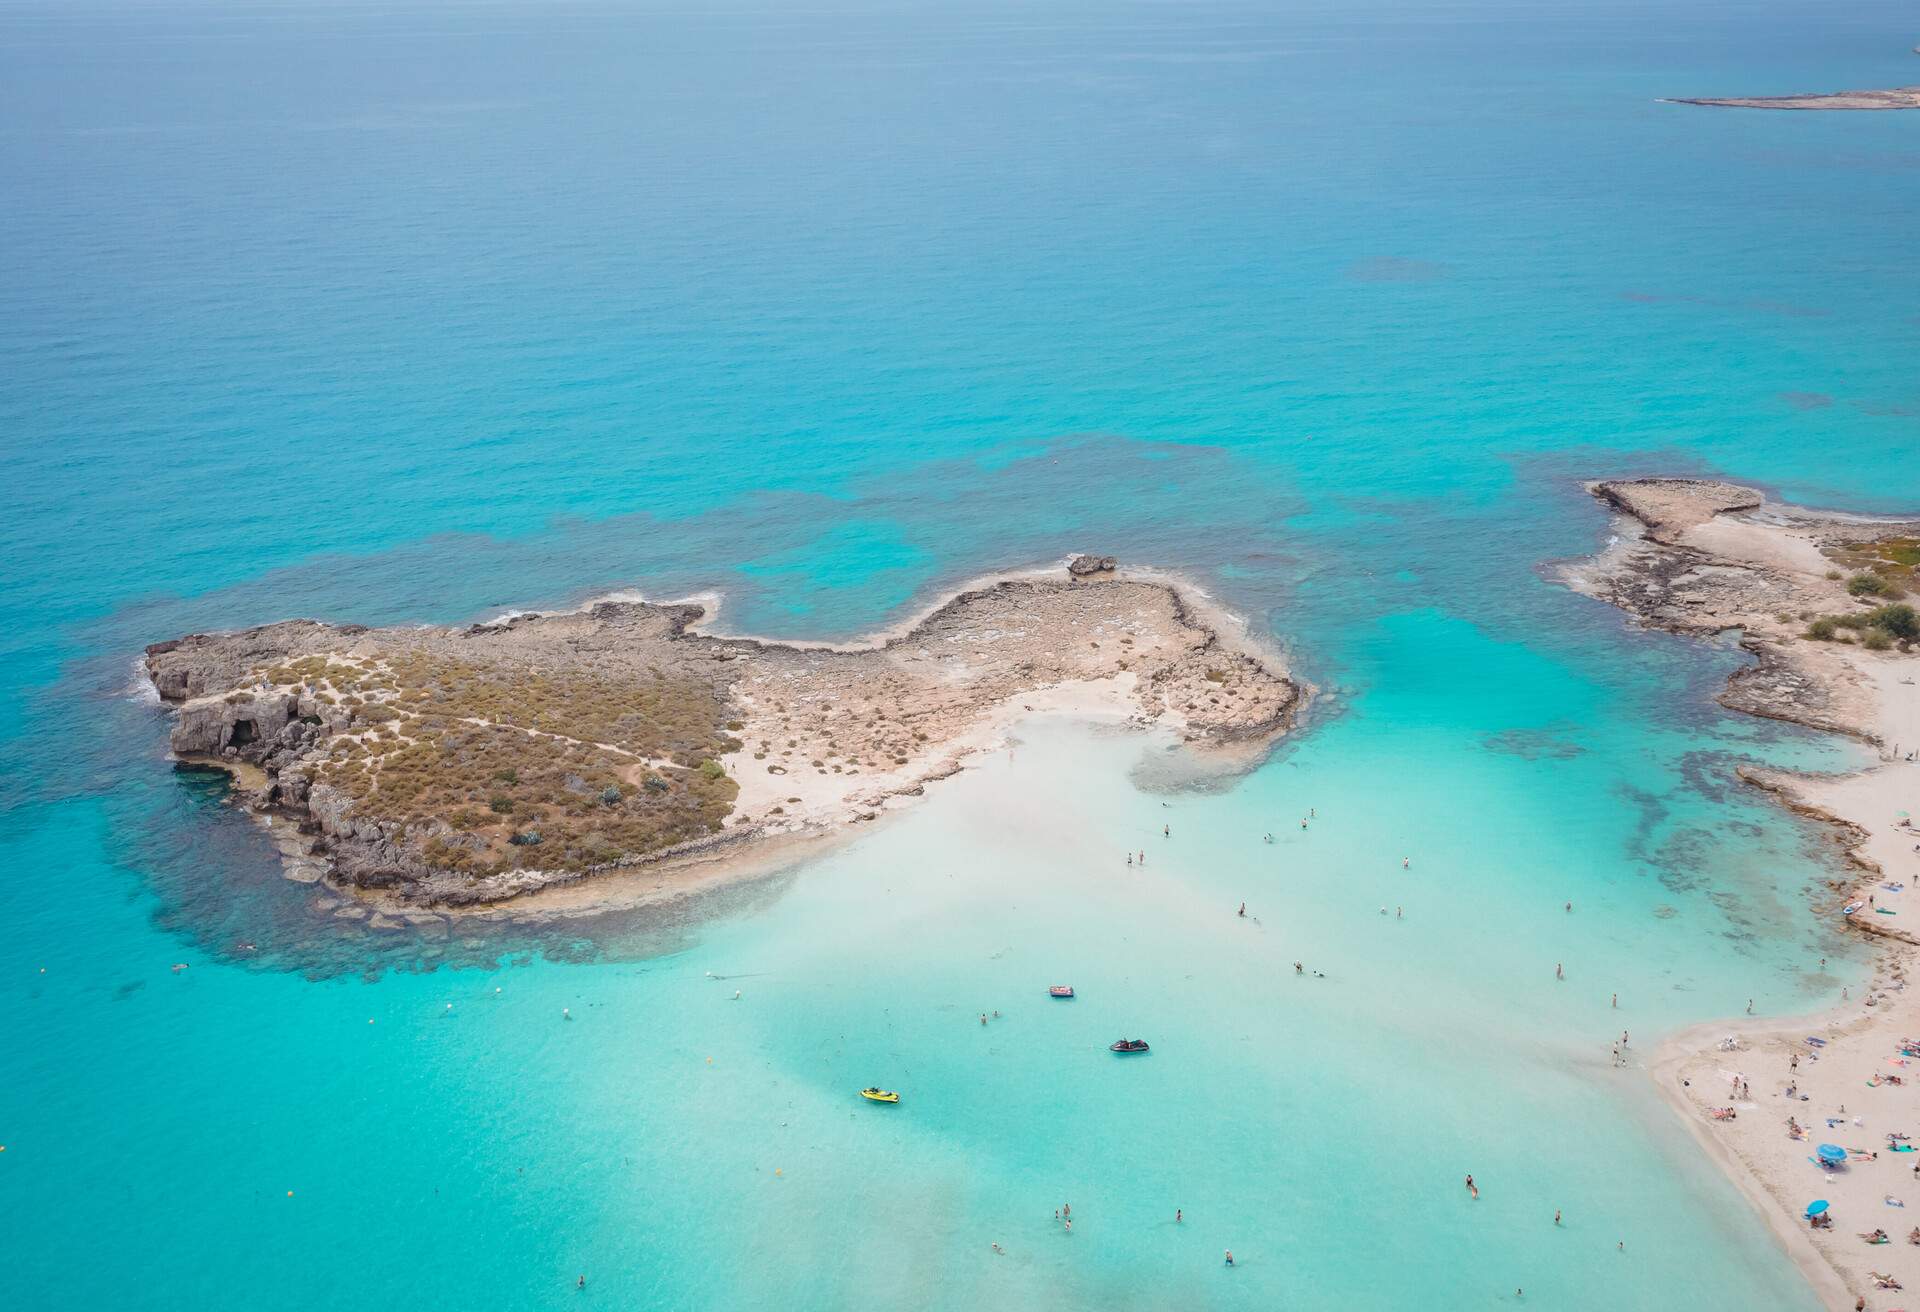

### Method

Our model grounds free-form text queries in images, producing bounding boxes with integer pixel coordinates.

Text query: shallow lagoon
[0,682,1862,1309]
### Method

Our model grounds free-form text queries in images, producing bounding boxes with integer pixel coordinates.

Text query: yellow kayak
[860,1087,900,1103]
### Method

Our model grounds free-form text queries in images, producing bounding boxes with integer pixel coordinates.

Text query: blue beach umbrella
[1806,1200,1829,1217]
[1817,1144,1847,1165]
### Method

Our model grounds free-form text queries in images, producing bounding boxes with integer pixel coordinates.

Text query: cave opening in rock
[228,719,257,747]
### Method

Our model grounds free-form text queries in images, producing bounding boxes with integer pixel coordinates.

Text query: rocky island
[1664,86,1920,111]
[145,562,1300,909]
[1566,478,1920,1307]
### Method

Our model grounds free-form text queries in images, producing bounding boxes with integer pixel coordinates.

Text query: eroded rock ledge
[146,564,1299,908]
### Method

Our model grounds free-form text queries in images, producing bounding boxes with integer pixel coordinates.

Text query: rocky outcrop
[170,691,298,756]
[1591,479,1762,543]
[145,622,367,701]
[1067,554,1118,577]
[1572,478,1920,743]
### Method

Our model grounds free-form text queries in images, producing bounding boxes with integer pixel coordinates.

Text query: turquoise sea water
[5,0,1919,1306]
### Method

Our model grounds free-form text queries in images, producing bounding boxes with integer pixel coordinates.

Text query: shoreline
[1650,1009,1864,1312]
[1567,478,1920,1310]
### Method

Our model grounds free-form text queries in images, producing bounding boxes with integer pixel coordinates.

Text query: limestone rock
[170,691,296,757]
[1068,554,1118,577]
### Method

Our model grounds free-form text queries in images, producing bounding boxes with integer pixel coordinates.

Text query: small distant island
[1664,85,1920,111]
[145,560,1300,909]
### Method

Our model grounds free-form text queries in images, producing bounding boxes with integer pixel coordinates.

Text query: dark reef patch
[1481,723,1585,761]
[1779,391,1834,411]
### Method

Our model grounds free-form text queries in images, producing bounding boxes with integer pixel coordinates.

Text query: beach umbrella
[1806,1200,1829,1217]
[1817,1144,1847,1164]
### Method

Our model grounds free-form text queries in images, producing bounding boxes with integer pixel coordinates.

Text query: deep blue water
[3,1,1918,1307]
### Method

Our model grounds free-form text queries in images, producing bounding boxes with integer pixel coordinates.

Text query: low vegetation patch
[1847,571,1902,599]
[1804,603,1919,650]
[252,647,742,877]
[1827,538,1919,597]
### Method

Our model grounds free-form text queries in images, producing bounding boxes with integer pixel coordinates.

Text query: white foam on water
[124,655,161,706]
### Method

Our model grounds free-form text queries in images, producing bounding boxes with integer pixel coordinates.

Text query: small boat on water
[1048,985,1075,999]
[860,1087,900,1103]
[1109,1038,1150,1054]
